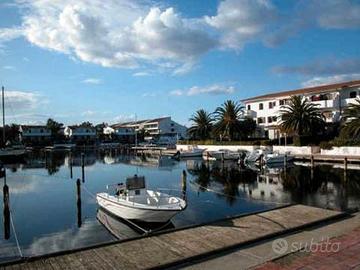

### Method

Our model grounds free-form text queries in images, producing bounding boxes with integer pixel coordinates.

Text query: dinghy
[96,176,186,223]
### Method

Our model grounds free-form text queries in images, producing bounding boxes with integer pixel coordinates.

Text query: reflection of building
[112,116,187,142]
[64,126,97,144]
[19,125,51,144]
[242,80,360,139]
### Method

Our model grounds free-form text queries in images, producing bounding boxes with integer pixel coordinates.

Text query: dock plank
[1,205,343,270]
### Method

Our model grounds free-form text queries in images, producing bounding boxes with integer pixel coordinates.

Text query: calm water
[1,149,360,262]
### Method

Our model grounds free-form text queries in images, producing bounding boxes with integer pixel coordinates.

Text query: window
[259,103,263,110]
[268,117,272,123]
[279,100,285,106]
[171,128,174,132]
[247,104,251,110]
[40,129,43,133]
[269,101,276,109]
[350,91,357,98]
[257,117,265,124]
[170,123,174,126]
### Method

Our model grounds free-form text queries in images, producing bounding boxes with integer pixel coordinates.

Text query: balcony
[341,98,359,107]
[311,99,336,109]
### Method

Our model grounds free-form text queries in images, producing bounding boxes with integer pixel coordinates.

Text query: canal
[1,149,359,263]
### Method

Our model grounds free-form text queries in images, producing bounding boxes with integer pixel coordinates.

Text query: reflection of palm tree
[192,163,211,191]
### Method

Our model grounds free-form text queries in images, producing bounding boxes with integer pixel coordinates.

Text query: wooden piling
[311,155,314,168]
[3,169,10,240]
[76,179,82,228]
[81,153,85,183]
[181,170,187,201]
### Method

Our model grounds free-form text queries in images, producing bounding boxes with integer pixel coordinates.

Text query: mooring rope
[189,180,288,206]
[9,211,23,258]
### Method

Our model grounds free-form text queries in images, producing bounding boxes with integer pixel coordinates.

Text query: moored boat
[96,175,186,223]
[173,145,205,158]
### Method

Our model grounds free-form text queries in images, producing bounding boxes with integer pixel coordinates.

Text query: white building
[19,125,52,143]
[112,116,187,142]
[242,80,360,139]
[64,125,97,143]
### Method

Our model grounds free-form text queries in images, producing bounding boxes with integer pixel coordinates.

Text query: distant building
[19,125,52,144]
[64,125,97,144]
[112,116,187,143]
[242,80,360,139]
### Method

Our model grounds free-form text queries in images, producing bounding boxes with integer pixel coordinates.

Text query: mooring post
[76,178,82,228]
[3,169,10,240]
[181,170,187,201]
[284,153,287,167]
[311,155,314,168]
[221,152,224,163]
[81,153,85,183]
[344,157,348,171]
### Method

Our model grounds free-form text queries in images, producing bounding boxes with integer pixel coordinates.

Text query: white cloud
[302,74,360,87]
[82,78,102,84]
[3,65,16,70]
[0,27,23,43]
[272,58,360,76]
[112,114,136,124]
[205,0,277,49]
[171,84,236,96]
[81,110,96,116]
[133,71,150,77]
[142,92,157,97]
[5,90,41,110]
[3,1,216,73]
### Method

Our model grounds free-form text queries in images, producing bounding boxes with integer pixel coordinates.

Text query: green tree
[188,109,213,140]
[80,121,93,127]
[213,100,244,141]
[341,98,360,139]
[238,118,257,140]
[280,96,325,139]
[46,118,63,140]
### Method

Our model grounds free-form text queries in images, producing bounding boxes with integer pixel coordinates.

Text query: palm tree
[188,109,213,140]
[341,98,360,139]
[280,96,325,137]
[213,100,244,141]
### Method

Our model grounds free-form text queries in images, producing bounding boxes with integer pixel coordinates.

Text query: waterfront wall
[321,147,360,156]
[176,144,321,155]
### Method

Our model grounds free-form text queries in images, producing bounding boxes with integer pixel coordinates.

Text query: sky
[0,0,360,126]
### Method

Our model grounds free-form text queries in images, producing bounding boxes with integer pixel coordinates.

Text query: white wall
[273,146,320,155]
[321,147,360,156]
[176,144,320,155]
[176,144,256,152]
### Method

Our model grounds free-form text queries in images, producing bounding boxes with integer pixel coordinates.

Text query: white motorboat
[264,152,294,164]
[203,149,241,161]
[96,176,186,223]
[244,149,264,163]
[174,145,205,158]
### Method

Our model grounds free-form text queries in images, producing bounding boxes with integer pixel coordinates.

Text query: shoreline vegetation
[186,97,360,149]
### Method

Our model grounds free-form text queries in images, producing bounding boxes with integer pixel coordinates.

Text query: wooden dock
[1,205,345,270]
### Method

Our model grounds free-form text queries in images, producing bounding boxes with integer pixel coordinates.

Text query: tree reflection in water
[188,160,360,211]
[188,161,257,205]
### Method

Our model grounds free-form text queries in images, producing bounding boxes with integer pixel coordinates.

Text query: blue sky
[0,0,360,126]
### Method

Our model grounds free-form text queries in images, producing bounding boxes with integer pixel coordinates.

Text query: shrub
[319,141,333,150]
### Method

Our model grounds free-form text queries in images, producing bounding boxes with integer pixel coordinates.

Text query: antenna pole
[2,86,5,146]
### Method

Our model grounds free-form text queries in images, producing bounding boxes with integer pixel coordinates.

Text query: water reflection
[0,150,359,263]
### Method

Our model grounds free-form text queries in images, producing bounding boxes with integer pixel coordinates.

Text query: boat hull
[179,149,204,158]
[96,193,182,223]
